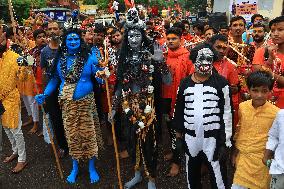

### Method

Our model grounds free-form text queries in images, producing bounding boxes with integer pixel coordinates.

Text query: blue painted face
[66,33,80,52]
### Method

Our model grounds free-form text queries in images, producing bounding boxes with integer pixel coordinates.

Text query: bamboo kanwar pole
[33,77,64,179]
[8,0,18,44]
[104,78,123,189]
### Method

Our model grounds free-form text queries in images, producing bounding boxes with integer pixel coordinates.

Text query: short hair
[246,71,274,90]
[253,23,265,30]
[189,43,218,63]
[251,14,264,23]
[181,19,190,26]
[110,28,121,36]
[48,20,59,26]
[204,27,218,34]
[209,34,228,45]
[269,16,284,29]
[193,22,204,33]
[166,27,182,38]
[230,16,246,27]
[219,23,229,30]
[94,23,106,34]
[173,22,185,32]
[33,29,46,39]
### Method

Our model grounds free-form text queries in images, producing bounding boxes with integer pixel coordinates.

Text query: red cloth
[253,47,284,108]
[162,47,193,116]
[124,0,134,8]
[214,59,240,127]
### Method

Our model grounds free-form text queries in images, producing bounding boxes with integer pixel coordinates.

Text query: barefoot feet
[167,163,180,177]
[3,154,18,163]
[12,162,27,173]
[66,159,79,184]
[119,150,129,159]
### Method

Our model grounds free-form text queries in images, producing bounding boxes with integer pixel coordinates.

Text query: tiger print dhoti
[59,84,102,161]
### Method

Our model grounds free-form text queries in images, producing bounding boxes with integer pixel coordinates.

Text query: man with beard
[250,23,266,49]
[40,20,69,157]
[84,27,94,47]
[253,16,284,108]
[227,16,255,108]
[1,24,27,173]
[107,28,125,149]
[210,34,239,128]
[242,14,264,44]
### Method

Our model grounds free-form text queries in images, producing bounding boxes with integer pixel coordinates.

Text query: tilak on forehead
[68,33,79,37]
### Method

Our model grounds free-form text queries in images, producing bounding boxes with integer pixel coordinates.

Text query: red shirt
[253,47,284,108]
[162,47,193,115]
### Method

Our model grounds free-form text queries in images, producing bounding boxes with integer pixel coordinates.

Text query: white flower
[138,121,145,129]
[149,65,154,73]
[147,85,154,94]
[104,67,111,78]
[144,105,152,114]
[124,108,130,114]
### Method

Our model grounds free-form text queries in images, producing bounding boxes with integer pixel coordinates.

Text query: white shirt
[266,109,284,174]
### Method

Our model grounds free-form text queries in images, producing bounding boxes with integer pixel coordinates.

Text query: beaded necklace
[60,53,85,83]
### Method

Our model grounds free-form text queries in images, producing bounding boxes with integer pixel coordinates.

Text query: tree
[0,0,46,24]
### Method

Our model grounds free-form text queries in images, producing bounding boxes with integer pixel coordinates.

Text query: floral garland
[60,53,85,83]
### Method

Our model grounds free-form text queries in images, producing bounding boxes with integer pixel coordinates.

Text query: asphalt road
[1,108,191,189]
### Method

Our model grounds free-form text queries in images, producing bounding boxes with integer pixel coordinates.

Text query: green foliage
[83,0,108,9]
[0,0,46,24]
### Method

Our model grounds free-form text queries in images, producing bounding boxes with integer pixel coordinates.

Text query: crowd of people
[1,6,284,189]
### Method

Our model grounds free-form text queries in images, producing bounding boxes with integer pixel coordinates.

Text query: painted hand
[152,43,163,61]
[108,110,116,123]
[35,94,47,105]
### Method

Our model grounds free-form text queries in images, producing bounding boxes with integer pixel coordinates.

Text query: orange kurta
[0,50,21,129]
[162,46,193,115]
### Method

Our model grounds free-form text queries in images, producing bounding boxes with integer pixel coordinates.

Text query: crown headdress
[124,8,146,31]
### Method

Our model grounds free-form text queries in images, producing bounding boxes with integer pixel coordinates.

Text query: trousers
[3,113,26,162]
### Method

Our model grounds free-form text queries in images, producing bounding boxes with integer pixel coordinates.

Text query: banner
[230,0,258,22]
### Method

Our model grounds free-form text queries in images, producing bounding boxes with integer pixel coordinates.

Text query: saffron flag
[124,0,135,8]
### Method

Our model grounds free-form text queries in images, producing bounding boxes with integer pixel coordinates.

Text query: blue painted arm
[44,76,60,96]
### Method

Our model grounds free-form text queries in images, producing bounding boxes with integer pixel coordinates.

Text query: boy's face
[249,86,271,108]
[166,33,181,50]
[271,22,284,45]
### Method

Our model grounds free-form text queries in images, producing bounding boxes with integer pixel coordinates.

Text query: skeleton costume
[174,44,233,189]
[111,8,170,189]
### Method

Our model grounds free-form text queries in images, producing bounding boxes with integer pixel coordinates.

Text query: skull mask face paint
[128,29,142,49]
[194,48,214,75]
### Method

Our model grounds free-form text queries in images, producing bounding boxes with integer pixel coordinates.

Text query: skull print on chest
[194,48,214,75]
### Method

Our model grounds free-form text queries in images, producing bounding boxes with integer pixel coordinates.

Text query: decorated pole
[8,0,18,44]
[103,39,123,189]
[33,76,64,180]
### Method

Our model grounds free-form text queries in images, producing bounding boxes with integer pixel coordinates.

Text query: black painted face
[128,29,142,49]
